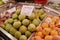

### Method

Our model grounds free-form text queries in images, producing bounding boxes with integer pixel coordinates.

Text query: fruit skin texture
[25,31,31,37]
[18,14,26,21]
[45,35,52,40]
[40,13,46,20]
[22,19,30,26]
[28,13,36,20]
[32,19,40,26]
[44,28,51,35]
[19,25,27,34]
[5,24,12,32]
[4,20,9,25]
[9,27,17,35]
[1,24,6,29]
[14,31,21,39]
[35,32,43,38]
[50,30,58,36]
[12,14,18,19]
[7,18,13,24]
[13,21,21,29]
[14,19,18,22]
[15,9,20,15]
[19,35,27,40]
[52,35,60,40]
[41,22,48,29]
[31,36,42,40]
[28,24,36,32]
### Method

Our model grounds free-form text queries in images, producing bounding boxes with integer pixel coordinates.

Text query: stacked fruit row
[31,14,60,40]
[1,8,46,40]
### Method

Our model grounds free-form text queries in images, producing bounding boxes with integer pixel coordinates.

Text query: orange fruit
[42,30,47,36]
[56,20,60,28]
[34,36,42,40]
[41,22,48,29]
[52,16,59,23]
[31,37,35,40]
[44,28,51,35]
[45,35,52,40]
[36,27,43,32]
[49,22,55,29]
[50,30,58,36]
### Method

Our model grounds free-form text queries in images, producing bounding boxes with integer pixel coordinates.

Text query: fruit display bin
[46,3,60,12]
[0,3,59,40]
[0,3,48,40]
[28,9,60,40]
[0,3,16,13]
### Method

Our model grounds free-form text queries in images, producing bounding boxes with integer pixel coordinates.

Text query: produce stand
[0,2,60,40]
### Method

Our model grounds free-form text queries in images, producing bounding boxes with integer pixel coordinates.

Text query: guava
[5,24,12,32]
[12,14,18,19]
[19,25,27,34]
[32,19,40,26]
[25,31,31,37]
[22,19,30,26]
[15,9,20,15]
[14,19,18,22]
[1,24,6,29]
[28,24,36,32]
[28,13,36,20]
[40,13,46,20]
[4,20,8,25]
[9,27,17,35]
[14,31,21,39]
[7,18,13,24]
[13,21,21,29]
[19,35,27,40]
[18,14,26,21]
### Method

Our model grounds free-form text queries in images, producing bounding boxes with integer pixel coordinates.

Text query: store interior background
[48,0,60,4]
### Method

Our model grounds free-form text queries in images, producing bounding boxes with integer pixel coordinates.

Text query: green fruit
[19,35,27,40]
[32,19,40,26]
[9,27,17,35]
[28,24,36,32]
[39,9,45,14]
[13,21,21,29]
[28,13,36,20]
[35,10,42,16]
[4,20,8,25]
[15,9,20,15]
[0,1,4,5]
[7,18,13,24]
[14,19,18,22]
[40,13,46,20]
[19,25,27,34]
[25,31,31,37]
[1,24,5,29]
[18,14,26,21]
[5,24,12,32]
[12,14,18,19]
[22,19,30,26]
[15,31,21,39]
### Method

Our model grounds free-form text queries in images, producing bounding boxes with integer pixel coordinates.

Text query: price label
[21,5,34,16]
[7,7,16,14]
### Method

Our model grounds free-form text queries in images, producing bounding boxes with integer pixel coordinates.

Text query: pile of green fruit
[1,9,46,40]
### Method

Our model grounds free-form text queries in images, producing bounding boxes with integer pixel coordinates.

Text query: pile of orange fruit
[31,14,60,40]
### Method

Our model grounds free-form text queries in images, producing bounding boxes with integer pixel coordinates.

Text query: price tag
[2,0,8,3]
[21,5,34,16]
[7,7,16,14]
